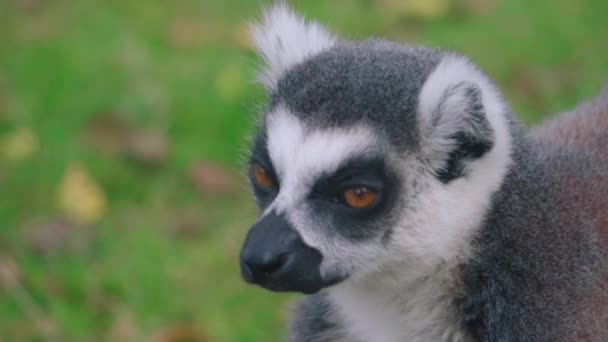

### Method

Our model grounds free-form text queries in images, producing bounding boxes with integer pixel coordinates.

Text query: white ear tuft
[417,55,512,183]
[251,3,337,90]
[418,55,506,133]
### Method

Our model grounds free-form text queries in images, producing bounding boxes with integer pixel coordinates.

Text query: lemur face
[240,5,512,294]
[241,108,404,293]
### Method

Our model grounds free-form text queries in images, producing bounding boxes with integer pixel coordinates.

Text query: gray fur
[288,293,348,342]
[273,40,443,150]
[458,124,608,341]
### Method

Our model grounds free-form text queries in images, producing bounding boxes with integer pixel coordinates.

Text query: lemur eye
[343,187,378,209]
[251,163,276,189]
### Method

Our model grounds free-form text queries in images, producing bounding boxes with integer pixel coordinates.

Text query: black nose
[240,212,298,283]
[241,250,286,283]
[240,211,331,294]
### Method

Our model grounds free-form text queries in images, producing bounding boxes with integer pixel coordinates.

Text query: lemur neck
[328,254,474,342]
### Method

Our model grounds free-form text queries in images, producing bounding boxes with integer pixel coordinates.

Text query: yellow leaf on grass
[379,0,450,19]
[232,23,254,51]
[2,127,38,162]
[59,162,107,225]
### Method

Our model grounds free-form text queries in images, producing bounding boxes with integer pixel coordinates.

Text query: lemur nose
[240,211,330,293]
[240,211,302,285]
[241,251,286,283]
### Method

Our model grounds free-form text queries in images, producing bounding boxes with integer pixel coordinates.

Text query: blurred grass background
[0,0,606,341]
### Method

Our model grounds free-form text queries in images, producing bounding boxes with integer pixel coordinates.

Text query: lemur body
[292,113,608,342]
[239,5,608,341]
[534,87,608,160]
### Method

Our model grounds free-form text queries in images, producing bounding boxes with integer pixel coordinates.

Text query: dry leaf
[108,311,141,342]
[127,129,170,167]
[84,113,132,155]
[2,127,38,162]
[14,0,43,11]
[167,17,218,48]
[188,162,240,195]
[153,324,208,342]
[0,256,21,288]
[379,0,450,19]
[460,0,497,15]
[24,218,86,256]
[165,207,207,239]
[232,23,254,51]
[512,66,542,104]
[85,113,170,166]
[168,18,201,47]
[59,162,107,225]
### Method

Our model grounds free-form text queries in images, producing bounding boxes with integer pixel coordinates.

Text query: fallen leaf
[378,0,450,19]
[126,129,170,167]
[188,162,240,195]
[85,113,170,167]
[152,324,208,342]
[59,162,107,225]
[108,311,141,342]
[1,127,38,162]
[13,0,42,11]
[166,17,218,48]
[165,207,207,240]
[461,0,497,15]
[168,18,200,47]
[9,318,57,342]
[84,113,132,156]
[232,23,254,51]
[24,218,86,256]
[511,64,542,103]
[0,256,21,288]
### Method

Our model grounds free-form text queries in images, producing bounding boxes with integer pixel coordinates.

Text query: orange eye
[343,187,378,209]
[252,163,276,189]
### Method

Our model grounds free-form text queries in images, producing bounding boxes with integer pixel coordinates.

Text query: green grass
[0,0,607,340]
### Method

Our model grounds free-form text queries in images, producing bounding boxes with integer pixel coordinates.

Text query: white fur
[265,106,378,199]
[405,54,512,266]
[330,268,472,342]
[327,55,513,342]
[251,3,336,90]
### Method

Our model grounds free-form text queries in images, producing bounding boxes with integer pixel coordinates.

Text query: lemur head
[240,4,512,294]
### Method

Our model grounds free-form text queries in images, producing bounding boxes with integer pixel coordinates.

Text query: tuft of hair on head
[250,2,337,91]
[417,55,512,183]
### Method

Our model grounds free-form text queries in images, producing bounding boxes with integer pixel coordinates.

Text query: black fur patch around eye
[249,132,279,208]
[311,158,387,200]
[308,156,401,241]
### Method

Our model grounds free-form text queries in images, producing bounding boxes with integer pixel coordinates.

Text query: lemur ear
[250,3,337,91]
[430,82,495,182]
[418,57,506,183]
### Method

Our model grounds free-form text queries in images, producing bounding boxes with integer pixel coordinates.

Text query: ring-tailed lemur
[239,4,608,342]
